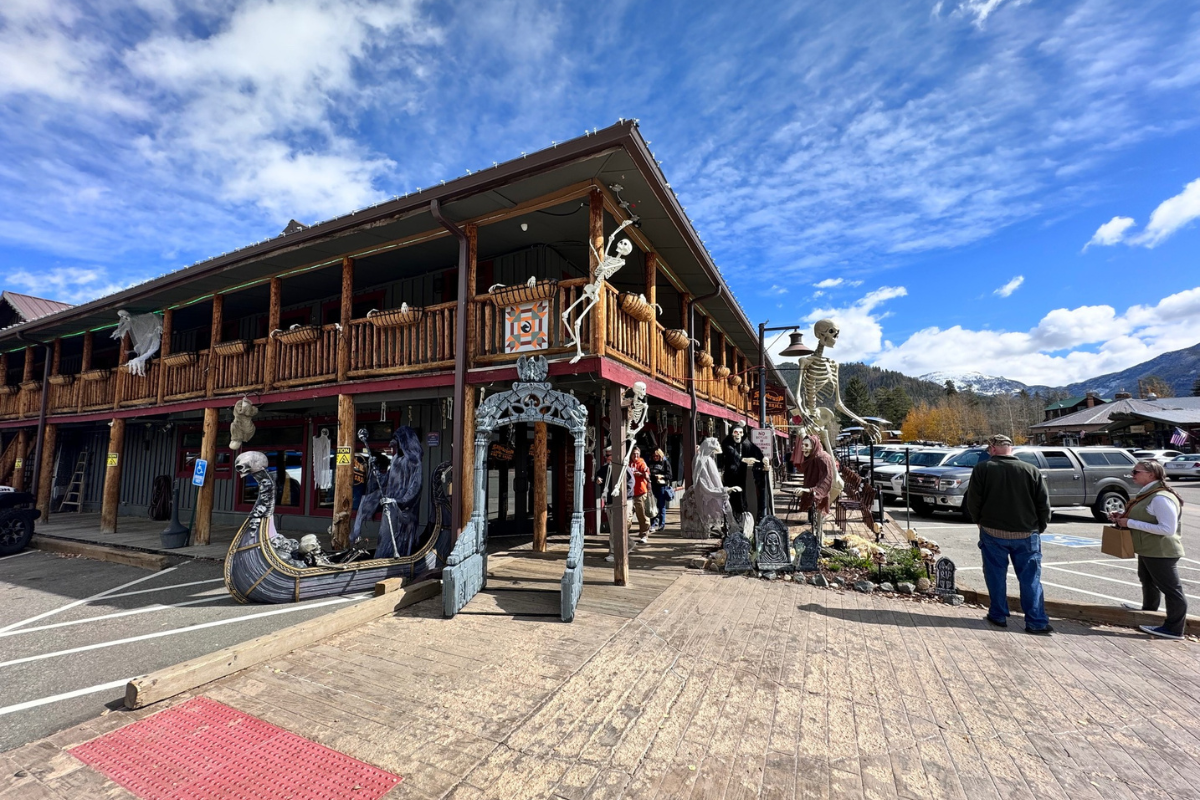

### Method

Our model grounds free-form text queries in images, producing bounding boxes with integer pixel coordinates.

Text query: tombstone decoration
[754,515,792,573]
[793,530,820,572]
[723,513,755,573]
[934,557,957,595]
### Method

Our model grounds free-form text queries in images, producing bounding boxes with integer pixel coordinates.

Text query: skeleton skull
[632,380,647,399]
[615,239,633,257]
[234,450,268,478]
[731,426,744,443]
[813,319,839,348]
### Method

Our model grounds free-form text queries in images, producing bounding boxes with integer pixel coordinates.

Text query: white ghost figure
[112,311,162,377]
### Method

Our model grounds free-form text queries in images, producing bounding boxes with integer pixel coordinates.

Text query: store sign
[1130,425,1146,434]
[192,458,207,487]
[106,452,119,468]
[489,442,515,462]
[426,432,441,447]
[12,458,21,471]
[336,446,351,466]
[750,427,774,458]
[750,384,787,415]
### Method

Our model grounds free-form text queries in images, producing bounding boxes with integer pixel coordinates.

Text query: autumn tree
[1139,375,1174,399]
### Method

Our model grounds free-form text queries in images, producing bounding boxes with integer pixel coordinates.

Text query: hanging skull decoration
[112,310,163,377]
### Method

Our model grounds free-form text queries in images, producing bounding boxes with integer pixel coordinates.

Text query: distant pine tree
[944,379,958,397]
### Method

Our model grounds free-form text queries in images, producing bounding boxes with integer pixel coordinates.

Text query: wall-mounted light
[520,223,529,232]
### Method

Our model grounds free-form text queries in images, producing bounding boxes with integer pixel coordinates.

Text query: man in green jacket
[965,434,1053,634]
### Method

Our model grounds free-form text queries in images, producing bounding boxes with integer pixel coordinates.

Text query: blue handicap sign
[192,458,208,487]
[1041,533,1097,548]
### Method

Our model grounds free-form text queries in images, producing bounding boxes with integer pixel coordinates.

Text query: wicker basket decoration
[487,278,558,307]
[728,374,742,388]
[271,325,321,345]
[19,380,41,391]
[80,368,111,382]
[618,293,657,324]
[0,384,17,396]
[663,329,690,351]
[694,351,714,369]
[160,351,198,368]
[366,306,425,328]
[714,365,731,380]
[213,339,251,357]
[47,374,74,387]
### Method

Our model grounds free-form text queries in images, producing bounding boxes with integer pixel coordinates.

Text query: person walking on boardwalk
[629,446,653,544]
[965,434,1054,634]
[649,448,673,532]
[1111,460,1188,640]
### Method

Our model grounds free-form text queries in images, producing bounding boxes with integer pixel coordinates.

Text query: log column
[192,407,219,544]
[337,258,353,383]
[608,381,629,586]
[645,252,658,378]
[100,418,126,534]
[263,277,282,391]
[589,189,606,358]
[36,424,57,519]
[459,386,476,525]
[458,225,479,528]
[465,225,478,364]
[205,295,223,397]
[157,308,173,405]
[20,346,33,417]
[532,421,548,552]
[113,333,129,410]
[13,428,28,492]
[331,394,355,549]
[77,333,93,413]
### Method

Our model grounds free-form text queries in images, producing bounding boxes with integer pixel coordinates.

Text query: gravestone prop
[934,557,957,596]
[793,530,820,572]
[754,515,792,573]
[723,513,755,573]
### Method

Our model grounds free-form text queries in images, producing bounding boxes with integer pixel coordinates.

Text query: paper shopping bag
[1101,525,1135,559]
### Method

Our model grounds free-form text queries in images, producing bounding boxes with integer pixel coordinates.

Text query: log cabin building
[0,121,792,558]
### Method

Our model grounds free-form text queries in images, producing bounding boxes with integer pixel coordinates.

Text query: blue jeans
[978,531,1050,630]
[653,485,671,529]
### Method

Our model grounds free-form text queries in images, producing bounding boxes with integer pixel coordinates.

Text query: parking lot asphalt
[894,479,1200,613]
[0,550,370,752]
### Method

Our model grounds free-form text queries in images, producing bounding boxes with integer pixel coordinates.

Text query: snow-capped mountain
[918,370,1031,396]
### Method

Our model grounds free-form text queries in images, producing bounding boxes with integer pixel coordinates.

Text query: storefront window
[240,449,305,509]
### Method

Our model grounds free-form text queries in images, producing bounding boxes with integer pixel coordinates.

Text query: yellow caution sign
[106,452,119,468]
[336,446,352,466]
[13,458,21,470]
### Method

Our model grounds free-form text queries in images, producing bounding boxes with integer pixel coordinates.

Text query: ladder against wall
[58,451,89,513]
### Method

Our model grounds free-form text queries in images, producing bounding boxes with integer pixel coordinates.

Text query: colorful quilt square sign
[505,299,550,353]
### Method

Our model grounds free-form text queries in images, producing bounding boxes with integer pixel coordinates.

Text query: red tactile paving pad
[69,696,402,800]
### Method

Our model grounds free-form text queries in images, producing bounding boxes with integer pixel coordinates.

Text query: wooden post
[331,394,355,549]
[112,333,130,411]
[589,189,606,358]
[465,225,478,364]
[36,424,57,520]
[77,332,93,413]
[532,421,548,552]
[13,428,28,492]
[459,386,476,525]
[20,346,33,418]
[193,407,218,545]
[157,308,173,405]
[100,418,126,534]
[206,295,223,397]
[608,381,629,586]
[263,277,282,391]
[50,339,61,375]
[337,258,353,383]
[645,252,658,378]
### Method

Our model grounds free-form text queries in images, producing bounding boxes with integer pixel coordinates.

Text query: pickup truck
[906,446,1140,522]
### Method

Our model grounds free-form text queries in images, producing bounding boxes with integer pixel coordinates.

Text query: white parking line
[0,567,179,634]
[0,595,231,637]
[1101,561,1200,586]
[1039,580,1131,604]
[1043,565,1200,604]
[0,679,132,717]
[0,593,370,669]
[0,551,34,561]
[102,578,226,600]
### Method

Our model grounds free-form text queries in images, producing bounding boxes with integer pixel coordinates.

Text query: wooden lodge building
[0,121,791,555]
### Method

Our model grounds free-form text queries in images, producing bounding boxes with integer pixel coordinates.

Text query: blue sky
[1,0,1198,387]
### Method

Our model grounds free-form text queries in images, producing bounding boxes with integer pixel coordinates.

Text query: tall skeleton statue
[611,380,649,497]
[795,319,882,456]
[562,218,635,363]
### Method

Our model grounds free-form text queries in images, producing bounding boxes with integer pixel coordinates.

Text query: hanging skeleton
[561,218,635,363]
[612,381,648,497]
[112,311,162,377]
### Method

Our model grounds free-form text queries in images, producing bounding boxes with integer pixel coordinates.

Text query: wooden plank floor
[35,512,238,560]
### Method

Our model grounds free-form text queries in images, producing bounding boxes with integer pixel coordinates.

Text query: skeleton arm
[828,363,882,442]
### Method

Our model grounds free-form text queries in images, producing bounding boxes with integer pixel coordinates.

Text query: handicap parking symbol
[1041,533,1098,548]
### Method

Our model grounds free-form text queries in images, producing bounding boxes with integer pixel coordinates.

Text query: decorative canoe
[663,328,690,351]
[366,306,424,328]
[271,325,321,345]
[212,339,251,357]
[225,461,454,604]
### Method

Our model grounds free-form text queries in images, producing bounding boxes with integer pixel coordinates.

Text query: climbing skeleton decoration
[112,311,162,377]
[561,218,635,363]
[795,318,882,456]
[612,381,649,497]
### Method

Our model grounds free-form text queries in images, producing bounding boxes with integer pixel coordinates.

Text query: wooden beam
[337,258,354,383]
[331,393,355,549]
[157,308,173,405]
[124,579,441,709]
[459,386,475,525]
[205,295,223,398]
[532,421,548,552]
[589,189,606,358]
[12,428,27,492]
[112,333,129,411]
[50,339,61,375]
[35,424,56,519]
[193,406,218,545]
[32,536,170,570]
[99,418,126,534]
[21,346,33,383]
[607,381,629,586]
[465,224,478,363]
[263,277,282,391]
[645,252,658,379]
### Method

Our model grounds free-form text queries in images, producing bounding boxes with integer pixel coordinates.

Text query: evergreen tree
[944,379,957,397]
[844,376,876,418]
[875,386,913,428]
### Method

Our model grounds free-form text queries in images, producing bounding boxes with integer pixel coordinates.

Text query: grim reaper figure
[351,426,424,559]
[112,311,162,377]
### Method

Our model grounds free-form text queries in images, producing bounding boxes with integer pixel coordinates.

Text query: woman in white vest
[1111,460,1187,640]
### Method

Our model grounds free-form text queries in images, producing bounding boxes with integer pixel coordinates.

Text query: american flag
[1171,427,1191,446]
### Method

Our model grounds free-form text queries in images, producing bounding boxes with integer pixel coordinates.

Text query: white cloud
[993,275,1024,297]
[766,284,788,295]
[7,266,132,304]
[769,286,909,364]
[1134,177,1200,247]
[951,0,1029,28]
[1084,216,1135,249]
[813,278,843,288]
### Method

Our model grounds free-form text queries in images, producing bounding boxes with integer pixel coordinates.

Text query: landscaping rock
[854,580,876,593]
[896,582,915,595]
[916,577,932,592]
[878,582,895,593]
[944,594,965,606]
[810,575,829,588]
[688,556,707,570]
[831,576,846,587]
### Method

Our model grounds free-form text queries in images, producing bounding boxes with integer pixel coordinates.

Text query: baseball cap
[987,434,1013,446]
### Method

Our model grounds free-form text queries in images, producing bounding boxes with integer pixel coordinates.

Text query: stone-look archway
[443,356,588,622]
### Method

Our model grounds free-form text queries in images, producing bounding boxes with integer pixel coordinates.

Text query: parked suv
[869,448,960,503]
[906,446,1140,521]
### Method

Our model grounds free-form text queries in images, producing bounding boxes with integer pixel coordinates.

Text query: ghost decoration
[229,397,258,450]
[112,311,163,377]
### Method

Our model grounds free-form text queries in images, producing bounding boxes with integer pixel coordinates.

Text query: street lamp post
[758,324,814,516]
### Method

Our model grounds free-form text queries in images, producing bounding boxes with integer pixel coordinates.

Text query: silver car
[1165,454,1200,480]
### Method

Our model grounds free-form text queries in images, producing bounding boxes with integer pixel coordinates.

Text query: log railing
[349,301,457,376]
[474,278,586,362]
[602,285,653,373]
[212,339,267,394]
[79,373,117,411]
[0,389,19,420]
[163,350,209,401]
[275,325,339,387]
[654,323,687,389]
[47,380,79,414]
[119,363,160,407]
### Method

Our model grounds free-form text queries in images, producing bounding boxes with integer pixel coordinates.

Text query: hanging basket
[694,351,714,369]
[488,279,558,307]
[728,374,742,388]
[663,329,690,351]
[19,380,41,391]
[714,366,731,380]
[618,293,655,324]
[80,368,111,382]
[0,384,17,396]
[47,374,74,387]
[366,306,425,328]
[272,325,321,345]
[160,351,198,368]
[213,339,251,357]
